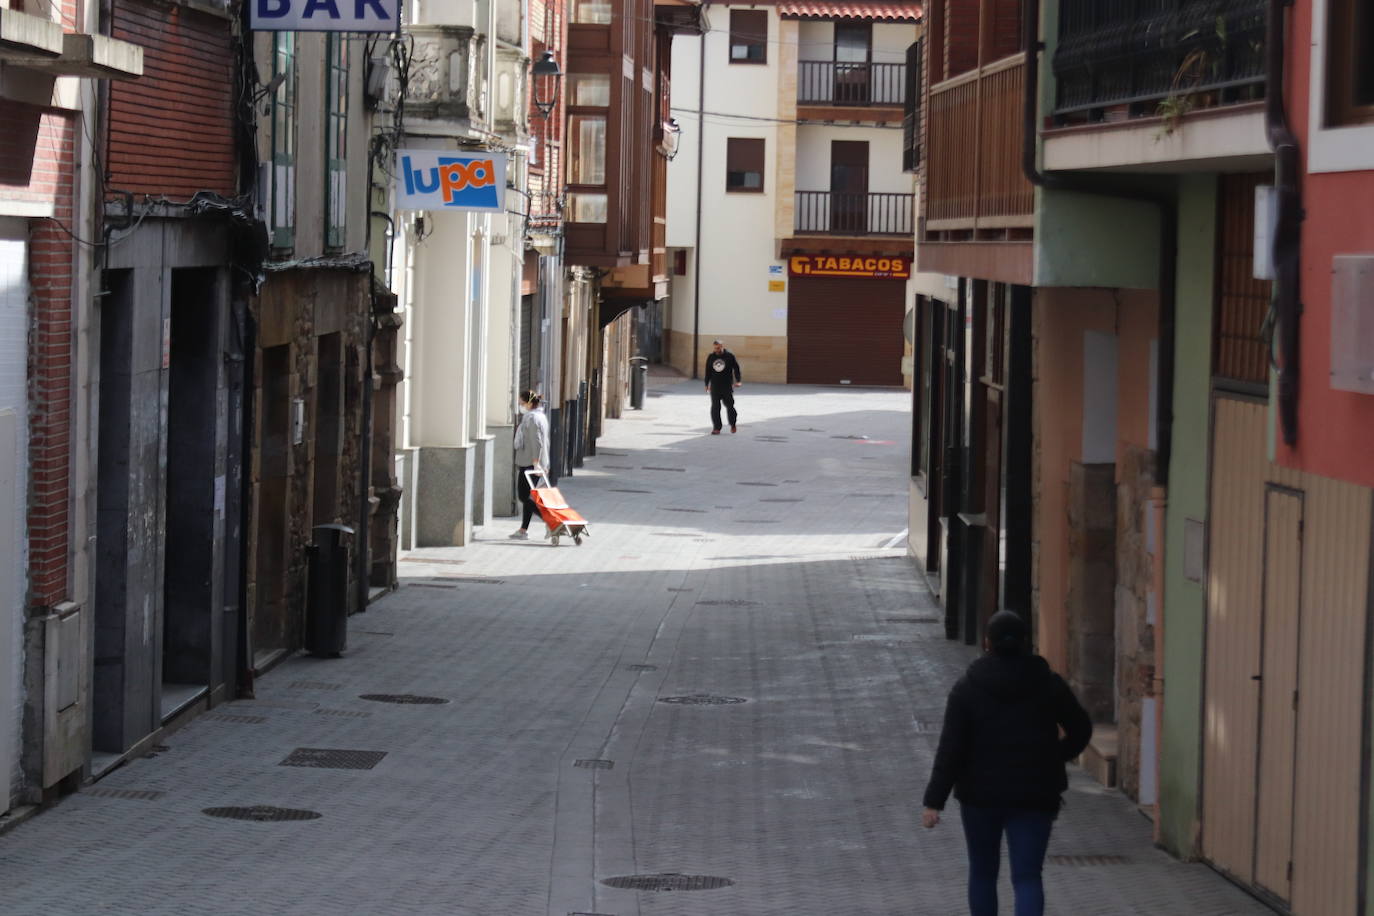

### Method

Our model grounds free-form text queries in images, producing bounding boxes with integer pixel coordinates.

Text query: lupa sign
[395,150,507,212]
[250,0,400,32]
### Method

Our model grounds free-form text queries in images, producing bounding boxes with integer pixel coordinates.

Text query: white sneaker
[509,530,529,540]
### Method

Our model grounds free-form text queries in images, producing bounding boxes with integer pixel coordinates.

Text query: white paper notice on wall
[772,308,787,320]
[768,264,784,276]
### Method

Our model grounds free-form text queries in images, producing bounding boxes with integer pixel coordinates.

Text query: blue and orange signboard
[396,150,507,212]
[788,255,910,279]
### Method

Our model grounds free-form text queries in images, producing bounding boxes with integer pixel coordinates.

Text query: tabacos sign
[788,255,911,279]
[395,150,507,212]
[250,0,400,31]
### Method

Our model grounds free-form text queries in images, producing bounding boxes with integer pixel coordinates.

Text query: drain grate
[279,748,388,770]
[658,695,748,705]
[359,694,450,705]
[1047,855,1131,866]
[832,434,871,440]
[846,493,888,498]
[289,681,342,691]
[353,630,395,637]
[628,664,658,671]
[610,489,652,494]
[315,708,372,719]
[736,481,778,487]
[598,451,628,457]
[793,427,824,433]
[659,507,707,514]
[754,436,789,442]
[759,498,805,503]
[409,582,457,590]
[666,588,693,593]
[853,634,922,645]
[641,466,687,472]
[696,599,759,607]
[453,577,505,586]
[569,912,617,916]
[203,805,322,822]
[84,787,164,801]
[601,874,734,892]
[206,714,267,725]
[885,616,941,624]
[574,759,615,769]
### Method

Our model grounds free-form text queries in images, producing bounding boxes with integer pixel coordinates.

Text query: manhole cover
[359,694,450,705]
[601,874,734,892]
[695,599,759,607]
[641,466,687,472]
[84,787,164,800]
[628,664,658,671]
[574,759,615,769]
[279,748,388,770]
[658,695,748,705]
[1047,855,1131,866]
[203,806,322,822]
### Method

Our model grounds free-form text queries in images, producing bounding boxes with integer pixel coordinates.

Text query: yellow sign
[768,280,786,292]
[788,254,911,279]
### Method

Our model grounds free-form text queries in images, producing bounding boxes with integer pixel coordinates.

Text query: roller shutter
[787,277,905,385]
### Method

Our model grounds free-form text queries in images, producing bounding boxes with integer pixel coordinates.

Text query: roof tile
[777,1,922,22]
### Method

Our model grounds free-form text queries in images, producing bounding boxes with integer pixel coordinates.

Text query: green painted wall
[1035,190,1162,289]
[1158,173,1218,859]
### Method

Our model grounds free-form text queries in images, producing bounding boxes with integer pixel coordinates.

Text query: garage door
[787,277,905,386]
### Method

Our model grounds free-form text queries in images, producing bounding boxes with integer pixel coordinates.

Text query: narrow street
[0,377,1267,916]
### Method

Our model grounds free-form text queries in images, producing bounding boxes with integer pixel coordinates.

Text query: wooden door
[829,141,869,233]
[1254,486,1302,903]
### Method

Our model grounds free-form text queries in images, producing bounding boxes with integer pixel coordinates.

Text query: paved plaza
[0,375,1271,915]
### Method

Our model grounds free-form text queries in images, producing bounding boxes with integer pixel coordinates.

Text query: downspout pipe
[1266,0,1301,446]
[1021,0,1176,486]
[691,27,705,380]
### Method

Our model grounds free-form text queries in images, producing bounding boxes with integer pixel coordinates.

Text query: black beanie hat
[986,610,1030,656]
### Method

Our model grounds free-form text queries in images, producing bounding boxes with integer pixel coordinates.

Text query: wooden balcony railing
[925,54,1033,231]
[1052,0,1267,125]
[795,191,913,236]
[798,61,905,106]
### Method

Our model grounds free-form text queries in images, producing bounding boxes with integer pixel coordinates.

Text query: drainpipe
[1021,0,1176,486]
[691,28,705,380]
[1266,0,1301,445]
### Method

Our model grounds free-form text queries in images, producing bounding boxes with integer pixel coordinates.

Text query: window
[834,21,871,63]
[325,34,349,250]
[573,0,611,24]
[270,33,296,250]
[1326,0,1374,125]
[569,73,611,106]
[568,114,607,184]
[729,10,767,63]
[726,138,764,192]
[567,193,608,223]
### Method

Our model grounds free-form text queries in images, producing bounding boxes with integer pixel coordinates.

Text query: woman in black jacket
[921,610,1092,916]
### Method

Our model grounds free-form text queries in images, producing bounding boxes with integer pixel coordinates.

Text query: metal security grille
[1215,173,1272,388]
[203,806,322,822]
[279,748,388,770]
[84,787,164,800]
[601,874,734,891]
[788,276,907,387]
[574,759,615,769]
[1047,855,1131,866]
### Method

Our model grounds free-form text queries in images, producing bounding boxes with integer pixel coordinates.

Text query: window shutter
[903,39,922,172]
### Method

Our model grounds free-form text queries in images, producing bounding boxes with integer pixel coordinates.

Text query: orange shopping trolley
[525,469,590,546]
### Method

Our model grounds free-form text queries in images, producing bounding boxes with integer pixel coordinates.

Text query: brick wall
[107,1,236,198]
[24,112,77,610]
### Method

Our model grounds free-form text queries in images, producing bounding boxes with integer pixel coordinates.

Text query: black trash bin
[629,356,648,410]
[305,523,354,657]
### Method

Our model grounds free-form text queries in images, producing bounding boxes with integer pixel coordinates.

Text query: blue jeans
[959,803,1055,916]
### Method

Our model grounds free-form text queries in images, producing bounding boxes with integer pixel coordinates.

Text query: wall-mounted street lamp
[531,51,562,119]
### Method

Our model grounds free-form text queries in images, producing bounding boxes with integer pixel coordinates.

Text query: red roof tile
[777,1,922,22]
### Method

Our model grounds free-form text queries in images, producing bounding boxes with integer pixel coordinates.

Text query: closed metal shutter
[787,277,905,385]
[519,294,534,393]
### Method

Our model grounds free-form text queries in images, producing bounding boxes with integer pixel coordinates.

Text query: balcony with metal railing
[1051,0,1267,126]
[798,61,906,108]
[795,191,913,236]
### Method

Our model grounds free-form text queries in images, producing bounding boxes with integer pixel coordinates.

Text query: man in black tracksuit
[703,339,742,434]
[921,610,1092,916]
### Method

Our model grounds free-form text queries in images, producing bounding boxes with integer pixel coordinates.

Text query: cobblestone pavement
[0,376,1272,915]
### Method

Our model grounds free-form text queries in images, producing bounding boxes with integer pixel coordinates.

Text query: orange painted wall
[1274,1,1374,488]
[1032,288,1158,671]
